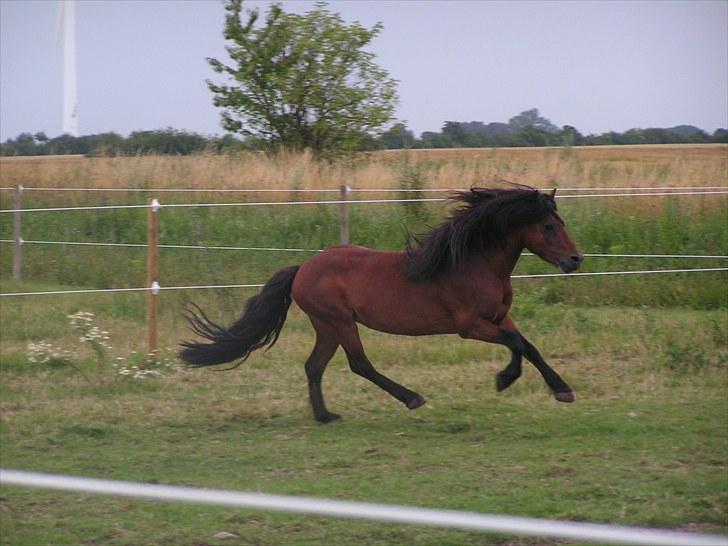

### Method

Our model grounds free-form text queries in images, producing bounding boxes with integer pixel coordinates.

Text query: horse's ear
[550,188,557,198]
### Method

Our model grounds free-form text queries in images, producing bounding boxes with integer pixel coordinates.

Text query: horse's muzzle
[558,254,583,273]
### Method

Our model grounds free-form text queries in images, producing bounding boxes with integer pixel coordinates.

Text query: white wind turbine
[57,0,78,136]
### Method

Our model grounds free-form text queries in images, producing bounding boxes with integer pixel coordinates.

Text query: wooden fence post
[147,198,160,357]
[13,184,23,281]
[339,185,350,245]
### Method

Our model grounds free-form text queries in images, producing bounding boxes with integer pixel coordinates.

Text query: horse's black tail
[179,265,300,368]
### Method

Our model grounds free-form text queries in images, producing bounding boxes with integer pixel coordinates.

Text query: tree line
[379,110,727,149]
[2,112,725,157]
[0,129,248,157]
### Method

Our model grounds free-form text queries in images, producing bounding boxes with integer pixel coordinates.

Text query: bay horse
[179,187,583,423]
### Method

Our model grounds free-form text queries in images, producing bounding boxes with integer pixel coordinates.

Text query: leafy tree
[712,129,728,143]
[441,121,468,146]
[207,0,398,155]
[441,121,488,147]
[560,125,583,146]
[514,126,552,147]
[508,108,559,133]
[378,122,415,149]
[460,121,514,139]
[208,133,250,153]
[47,133,89,155]
[6,133,41,155]
[124,129,207,155]
[415,131,454,149]
[86,132,124,156]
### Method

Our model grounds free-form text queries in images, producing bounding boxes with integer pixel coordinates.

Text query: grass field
[1,146,727,545]
[1,297,726,545]
[1,143,726,191]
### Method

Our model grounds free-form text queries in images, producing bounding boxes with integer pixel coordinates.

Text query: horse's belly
[351,286,456,336]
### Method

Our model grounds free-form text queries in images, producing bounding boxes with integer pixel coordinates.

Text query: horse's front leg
[457,317,525,391]
[459,316,574,402]
[495,347,523,392]
[521,335,575,403]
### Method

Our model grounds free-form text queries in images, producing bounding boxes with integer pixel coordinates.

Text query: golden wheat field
[0,144,726,192]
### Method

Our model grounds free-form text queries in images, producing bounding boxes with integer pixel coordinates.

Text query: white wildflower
[27,341,75,364]
[69,311,112,350]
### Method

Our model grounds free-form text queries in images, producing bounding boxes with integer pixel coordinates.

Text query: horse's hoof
[317,412,341,424]
[407,394,426,410]
[555,391,575,403]
[496,372,516,392]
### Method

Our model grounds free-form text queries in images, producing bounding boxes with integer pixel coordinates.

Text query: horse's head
[407,186,584,281]
[521,190,583,273]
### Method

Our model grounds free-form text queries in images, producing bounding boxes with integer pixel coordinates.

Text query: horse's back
[292,245,457,335]
[292,245,404,307]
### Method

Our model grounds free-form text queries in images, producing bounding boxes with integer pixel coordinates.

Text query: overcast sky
[1,0,726,140]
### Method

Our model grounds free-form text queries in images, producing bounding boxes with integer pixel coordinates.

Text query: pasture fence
[147,199,160,353]
[2,189,728,214]
[1,185,727,355]
[2,185,727,192]
[1,268,726,299]
[340,184,350,244]
[2,238,727,259]
[11,184,21,281]
[1,469,726,546]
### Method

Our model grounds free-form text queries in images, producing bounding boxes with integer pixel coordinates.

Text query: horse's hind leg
[337,322,426,410]
[304,320,341,423]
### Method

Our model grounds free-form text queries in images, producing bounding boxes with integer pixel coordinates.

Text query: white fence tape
[555,190,728,199]
[510,267,728,279]
[1,269,726,297]
[0,283,265,297]
[0,239,323,253]
[2,239,727,259]
[1,185,726,193]
[1,190,727,214]
[0,197,446,214]
[1,470,725,546]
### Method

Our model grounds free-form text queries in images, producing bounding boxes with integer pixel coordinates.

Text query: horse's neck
[478,238,524,278]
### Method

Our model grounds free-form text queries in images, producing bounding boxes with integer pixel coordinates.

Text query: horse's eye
[544,223,555,232]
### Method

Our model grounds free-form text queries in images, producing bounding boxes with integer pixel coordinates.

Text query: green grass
[1,290,726,545]
[1,169,726,544]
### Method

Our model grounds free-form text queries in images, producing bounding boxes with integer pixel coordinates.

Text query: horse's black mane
[405,186,560,281]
